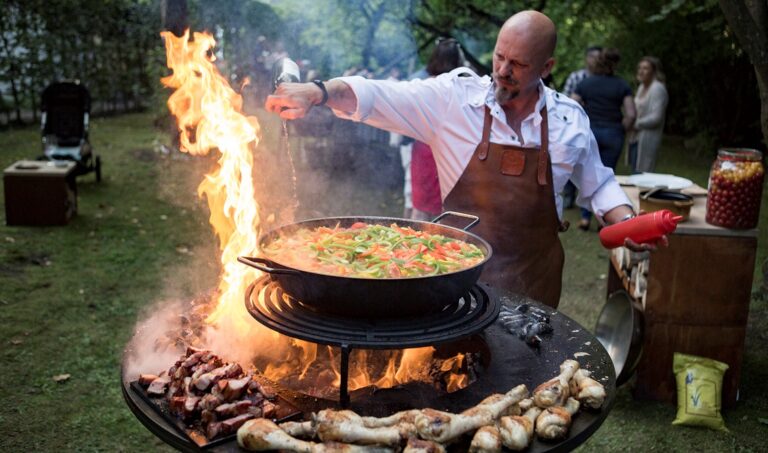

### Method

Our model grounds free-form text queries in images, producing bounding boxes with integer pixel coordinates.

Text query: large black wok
[238,211,493,318]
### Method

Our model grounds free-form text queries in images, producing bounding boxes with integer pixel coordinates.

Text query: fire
[161,29,261,334]
[160,30,470,394]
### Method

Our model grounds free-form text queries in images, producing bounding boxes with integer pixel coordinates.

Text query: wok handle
[431,211,480,231]
[237,256,301,276]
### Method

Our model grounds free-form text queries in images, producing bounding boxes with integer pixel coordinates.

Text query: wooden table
[607,181,758,407]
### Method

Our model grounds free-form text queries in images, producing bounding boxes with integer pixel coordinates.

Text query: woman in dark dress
[572,48,636,231]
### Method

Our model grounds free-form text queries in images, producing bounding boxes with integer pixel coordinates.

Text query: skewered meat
[147,375,171,395]
[221,374,252,401]
[237,418,395,452]
[569,369,606,410]
[199,393,225,411]
[169,396,186,414]
[498,405,542,451]
[468,425,502,453]
[138,349,279,443]
[193,363,243,391]
[138,374,159,386]
[415,384,528,443]
[533,360,579,408]
[535,397,580,441]
[280,420,316,438]
[313,409,412,446]
[182,395,200,419]
[402,437,446,453]
[190,360,221,382]
[214,400,254,418]
[207,413,255,440]
[181,349,208,368]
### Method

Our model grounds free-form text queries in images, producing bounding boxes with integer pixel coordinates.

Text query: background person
[410,37,467,221]
[572,48,636,231]
[629,56,669,173]
[560,46,602,209]
[562,46,602,97]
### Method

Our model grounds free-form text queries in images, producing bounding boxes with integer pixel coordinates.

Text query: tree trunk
[161,0,188,36]
[756,63,768,149]
[717,0,768,294]
[718,0,768,146]
[360,3,387,69]
[0,32,23,124]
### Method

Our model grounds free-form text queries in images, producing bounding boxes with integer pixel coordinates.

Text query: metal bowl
[595,290,644,386]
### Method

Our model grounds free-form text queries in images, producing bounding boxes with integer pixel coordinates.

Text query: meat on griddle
[138,348,279,441]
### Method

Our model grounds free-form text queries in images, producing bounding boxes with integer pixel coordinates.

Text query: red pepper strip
[351,222,367,229]
[357,244,378,258]
[429,251,446,260]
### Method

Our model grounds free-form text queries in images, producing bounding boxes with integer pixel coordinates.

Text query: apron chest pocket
[501,149,526,176]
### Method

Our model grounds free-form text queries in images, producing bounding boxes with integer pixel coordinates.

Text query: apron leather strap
[537,106,549,186]
[477,107,493,161]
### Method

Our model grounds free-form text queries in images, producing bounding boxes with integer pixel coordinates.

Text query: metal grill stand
[245,277,500,407]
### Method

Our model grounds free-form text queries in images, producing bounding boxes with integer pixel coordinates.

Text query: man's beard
[493,73,519,104]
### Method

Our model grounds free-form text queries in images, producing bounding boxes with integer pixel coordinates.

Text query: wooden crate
[3,160,77,226]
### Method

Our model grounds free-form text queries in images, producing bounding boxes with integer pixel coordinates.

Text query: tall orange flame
[160,30,469,394]
[161,30,261,332]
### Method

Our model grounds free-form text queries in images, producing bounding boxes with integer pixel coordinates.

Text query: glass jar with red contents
[706,148,764,229]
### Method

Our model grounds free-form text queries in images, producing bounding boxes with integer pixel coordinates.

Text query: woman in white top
[629,56,669,173]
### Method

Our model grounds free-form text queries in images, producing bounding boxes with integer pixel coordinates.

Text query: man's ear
[541,57,555,78]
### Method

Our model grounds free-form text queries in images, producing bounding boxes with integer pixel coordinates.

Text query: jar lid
[717,148,763,161]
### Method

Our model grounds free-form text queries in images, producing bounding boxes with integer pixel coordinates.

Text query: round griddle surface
[122,283,615,452]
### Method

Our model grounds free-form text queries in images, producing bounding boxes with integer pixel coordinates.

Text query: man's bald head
[498,11,557,65]
[492,10,557,107]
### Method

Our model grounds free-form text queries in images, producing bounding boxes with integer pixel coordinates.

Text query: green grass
[1,113,766,451]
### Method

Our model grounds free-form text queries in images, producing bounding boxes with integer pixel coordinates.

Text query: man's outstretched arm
[265,80,357,120]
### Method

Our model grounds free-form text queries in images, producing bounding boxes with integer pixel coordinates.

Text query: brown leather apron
[443,105,565,308]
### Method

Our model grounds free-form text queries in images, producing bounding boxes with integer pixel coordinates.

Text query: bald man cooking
[266,11,652,309]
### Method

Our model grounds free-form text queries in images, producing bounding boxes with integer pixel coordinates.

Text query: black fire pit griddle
[122,280,616,453]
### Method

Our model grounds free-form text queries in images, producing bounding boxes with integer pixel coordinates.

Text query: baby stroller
[39,81,101,182]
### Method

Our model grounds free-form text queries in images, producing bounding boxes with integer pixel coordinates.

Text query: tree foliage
[0,0,162,123]
[0,0,761,149]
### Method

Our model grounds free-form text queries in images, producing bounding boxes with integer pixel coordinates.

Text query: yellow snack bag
[672,352,729,431]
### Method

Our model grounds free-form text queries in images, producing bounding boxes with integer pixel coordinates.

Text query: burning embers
[259,346,480,400]
[145,292,481,403]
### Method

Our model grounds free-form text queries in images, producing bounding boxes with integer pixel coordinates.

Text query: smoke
[123,298,189,380]
[124,3,419,380]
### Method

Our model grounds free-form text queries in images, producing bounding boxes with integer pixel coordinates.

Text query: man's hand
[265,80,357,120]
[624,235,668,252]
[265,82,322,120]
[604,206,669,252]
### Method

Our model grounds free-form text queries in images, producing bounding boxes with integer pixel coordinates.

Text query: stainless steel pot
[595,290,644,386]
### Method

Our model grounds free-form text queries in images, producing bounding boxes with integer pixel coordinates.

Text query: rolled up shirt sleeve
[330,74,456,144]
[572,130,632,217]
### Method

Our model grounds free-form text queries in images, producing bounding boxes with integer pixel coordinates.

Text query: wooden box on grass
[3,160,77,226]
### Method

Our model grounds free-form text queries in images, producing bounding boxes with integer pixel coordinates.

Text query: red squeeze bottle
[599,209,683,249]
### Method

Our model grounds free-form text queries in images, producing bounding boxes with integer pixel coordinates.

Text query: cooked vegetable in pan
[262,222,485,278]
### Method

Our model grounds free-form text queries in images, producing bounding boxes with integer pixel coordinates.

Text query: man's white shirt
[331,67,631,219]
